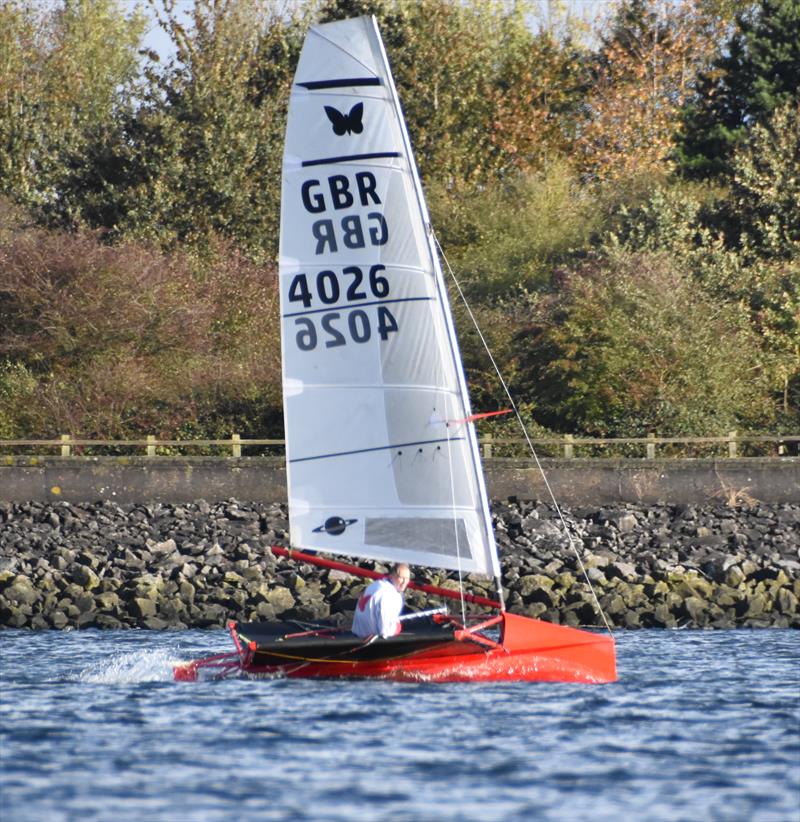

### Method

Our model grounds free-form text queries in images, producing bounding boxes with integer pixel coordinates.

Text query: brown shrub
[0,225,281,439]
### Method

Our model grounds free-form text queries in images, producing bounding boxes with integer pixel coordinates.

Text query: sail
[279,16,499,578]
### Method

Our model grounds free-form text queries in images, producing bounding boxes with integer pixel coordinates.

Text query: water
[1,630,798,822]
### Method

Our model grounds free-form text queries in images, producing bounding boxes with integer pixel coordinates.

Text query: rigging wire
[433,234,614,635]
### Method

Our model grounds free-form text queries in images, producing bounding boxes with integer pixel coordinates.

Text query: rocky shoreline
[1,499,798,631]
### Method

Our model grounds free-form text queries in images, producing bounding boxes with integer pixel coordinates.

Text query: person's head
[389,563,411,593]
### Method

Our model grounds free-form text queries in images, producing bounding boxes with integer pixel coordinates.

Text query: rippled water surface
[1,629,798,821]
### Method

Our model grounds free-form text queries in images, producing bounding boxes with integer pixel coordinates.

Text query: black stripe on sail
[301,152,400,168]
[298,78,382,90]
[290,437,464,464]
[282,296,433,319]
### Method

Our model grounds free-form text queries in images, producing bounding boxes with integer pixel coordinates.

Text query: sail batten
[279,15,499,578]
[283,295,433,319]
[301,151,401,167]
[298,78,382,90]
[288,436,465,465]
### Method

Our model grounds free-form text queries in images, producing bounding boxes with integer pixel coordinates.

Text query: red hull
[174,612,617,684]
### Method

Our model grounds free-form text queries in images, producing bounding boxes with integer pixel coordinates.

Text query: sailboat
[174,16,616,684]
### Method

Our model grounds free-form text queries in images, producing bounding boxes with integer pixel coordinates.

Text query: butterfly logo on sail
[325,102,364,135]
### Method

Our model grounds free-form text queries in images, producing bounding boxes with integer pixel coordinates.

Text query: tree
[429,162,599,298]
[576,0,729,182]
[484,30,589,175]
[3,0,592,252]
[730,101,800,260]
[0,0,146,221]
[677,0,800,178]
[55,0,305,261]
[601,181,799,427]
[516,250,778,436]
[319,0,589,188]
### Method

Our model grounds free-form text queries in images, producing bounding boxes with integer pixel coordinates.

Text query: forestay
[279,16,499,578]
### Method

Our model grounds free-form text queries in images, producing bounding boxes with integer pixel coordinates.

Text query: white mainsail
[279,16,499,579]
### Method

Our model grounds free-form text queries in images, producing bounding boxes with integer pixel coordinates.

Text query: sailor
[351,563,411,638]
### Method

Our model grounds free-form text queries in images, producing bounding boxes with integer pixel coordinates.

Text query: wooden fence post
[564,434,574,459]
[146,435,156,457]
[482,434,493,459]
[60,434,71,457]
[232,433,241,458]
[728,430,738,458]
[646,433,656,460]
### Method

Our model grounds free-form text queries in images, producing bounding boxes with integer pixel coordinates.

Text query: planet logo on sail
[312,515,358,536]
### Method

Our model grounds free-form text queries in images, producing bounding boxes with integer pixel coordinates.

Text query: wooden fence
[2,432,798,459]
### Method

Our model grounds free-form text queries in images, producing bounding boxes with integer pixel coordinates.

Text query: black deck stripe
[282,296,433,319]
[301,151,400,167]
[299,78,382,90]
[289,437,464,464]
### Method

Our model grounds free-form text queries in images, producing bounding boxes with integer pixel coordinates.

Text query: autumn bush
[0,218,281,441]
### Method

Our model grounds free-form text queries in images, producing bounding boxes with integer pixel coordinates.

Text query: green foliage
[58,0,305,261]
[730,101,800,260]
[604,184,710,253]
[0,0,146,221]
[451,293,541,419]
[430,163,599,298]
[1,0,591,251]
[0,360,37,439]
[320,0,589,187]
[677,0,800,179]
[516,250,778,436]
[600,180,799,428]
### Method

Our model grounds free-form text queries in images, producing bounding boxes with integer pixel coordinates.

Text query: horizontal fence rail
[479,433,800,459]
[1,433,798,459]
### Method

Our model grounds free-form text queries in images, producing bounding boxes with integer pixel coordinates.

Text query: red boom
[270,546,502,609]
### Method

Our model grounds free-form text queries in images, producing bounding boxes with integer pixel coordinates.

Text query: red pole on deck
[271,546,502,610]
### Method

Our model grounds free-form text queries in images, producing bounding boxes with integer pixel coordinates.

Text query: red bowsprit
[446,409,513,426]
[173,649,242,682]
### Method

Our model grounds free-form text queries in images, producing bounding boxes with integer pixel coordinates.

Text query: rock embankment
[0,499,798,630]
